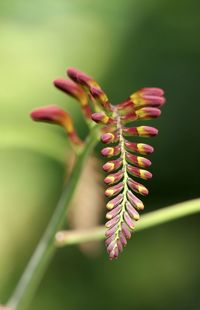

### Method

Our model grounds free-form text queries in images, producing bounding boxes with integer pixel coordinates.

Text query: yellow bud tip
[109,133,115,142]
[138,185,148,195]
[133,214,140,221]
[130,93,143,106]
[136,109,146,118]
[109,163,115,170]
[109,148,114,156]
[105,189,114,196]
[102,115,109,124]
[137,143,153,154]
[106,203,114,209]
[140,170,147,179]
[105,176,115,184]
[137,202,144,210]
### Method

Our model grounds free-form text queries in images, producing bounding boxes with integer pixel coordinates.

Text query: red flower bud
[31,105,82,145]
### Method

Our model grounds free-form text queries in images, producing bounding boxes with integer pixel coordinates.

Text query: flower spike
[30,67,166,260]
[92,85,166,259]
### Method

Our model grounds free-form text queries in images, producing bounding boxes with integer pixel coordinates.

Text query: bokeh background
[0,0,199,309]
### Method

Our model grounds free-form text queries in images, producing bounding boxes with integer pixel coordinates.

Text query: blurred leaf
[68,156,104,256]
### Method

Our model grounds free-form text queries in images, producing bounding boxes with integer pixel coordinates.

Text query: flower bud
[136,107,161,119]
[105,182,124,197]
[106,194,123,210]
[123,126,158,137]
[104,170,124,185]
[101,133,117,144]
[90,86,111,111]
[130,88,165,108]
[102,158,122,172]
[124,211,135,229]
[124,140,154,155]
[106,205,121,219]
[101,145,120,157]
[127,164,152,180]
[126,201,140,220]
[91,112,110,124]
[127,190,144,210]
[53,79,88,106]
[31,105,82,145]
[127,178,149,196]
[125,152,151,168]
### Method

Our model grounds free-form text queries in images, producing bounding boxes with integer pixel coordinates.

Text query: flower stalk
[7,125,100,310]
[55,198,200,247]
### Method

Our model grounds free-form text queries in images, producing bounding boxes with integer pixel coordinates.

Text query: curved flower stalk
[31,67,165,260]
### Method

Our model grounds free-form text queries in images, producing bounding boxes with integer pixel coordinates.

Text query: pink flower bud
[67,67,93,86]
[101,145,120,157]
[105,215,120,228]
[136,107,161,120]
[105,182,124,197]
[126,201,140,220]
[124,140,154,155]
[124,211,135,229]
[127,178,149,196]
[53,79,88,106]
[31,105,67,125]
[127,190,144,210]
[101,133,116,144]
[125,152,151,168]
[130,87,165,108]
[127,164,152,180]
[31,105,82,145]
[91,112,110,124]
[104,170,124,185]
[106,205,121,219]
[106,194,123,209]
[123,126,158,137]
[102,158,122,172]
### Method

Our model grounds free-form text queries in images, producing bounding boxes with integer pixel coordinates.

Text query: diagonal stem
[55,198,200,246]
[7,125,100,310]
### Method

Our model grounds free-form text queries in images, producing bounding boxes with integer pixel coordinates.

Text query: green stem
[7,125,100,310]
[55,198,200,246]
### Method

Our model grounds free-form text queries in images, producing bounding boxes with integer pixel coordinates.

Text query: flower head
[91,83,166,260]
[30,67,166,260]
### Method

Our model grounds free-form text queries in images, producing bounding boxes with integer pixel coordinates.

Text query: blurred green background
[0,0,199,309]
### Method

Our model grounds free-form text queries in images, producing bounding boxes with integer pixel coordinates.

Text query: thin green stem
[7,125,100,310]
[55,198,200,246]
